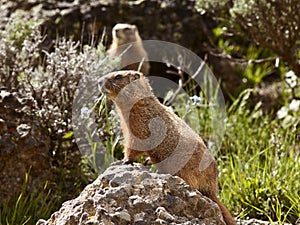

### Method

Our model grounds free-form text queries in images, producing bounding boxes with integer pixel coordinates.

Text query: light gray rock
[237,218,292,225]
[37,162,226,225]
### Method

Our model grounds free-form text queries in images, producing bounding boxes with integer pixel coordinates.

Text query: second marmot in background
[108,23,150,76]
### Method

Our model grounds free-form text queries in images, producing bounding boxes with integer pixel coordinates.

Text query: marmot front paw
[122,159,135,165]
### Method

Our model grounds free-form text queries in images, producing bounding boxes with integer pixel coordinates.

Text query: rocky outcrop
[0,0,243,98]
[37,163,226,225]
[0,89,51,205]
[0,0,214,51]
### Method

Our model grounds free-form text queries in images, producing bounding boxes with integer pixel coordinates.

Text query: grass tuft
[0,173,57,225]
[218,89,300,223]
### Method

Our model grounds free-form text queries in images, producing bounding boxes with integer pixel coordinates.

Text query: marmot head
[112,23,140,45]
[99,70,144,100]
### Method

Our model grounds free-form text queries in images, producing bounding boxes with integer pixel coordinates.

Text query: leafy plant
[197,0,300,77]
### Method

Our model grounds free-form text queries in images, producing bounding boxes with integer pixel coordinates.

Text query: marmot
[108,23,150,76]
[99,70,236,225]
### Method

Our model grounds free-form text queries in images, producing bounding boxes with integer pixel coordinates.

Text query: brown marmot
[108,23,150,76]
[99,70,236,225]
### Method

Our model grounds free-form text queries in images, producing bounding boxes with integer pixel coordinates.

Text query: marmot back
[109,24,150,76]
[99,70,236,225]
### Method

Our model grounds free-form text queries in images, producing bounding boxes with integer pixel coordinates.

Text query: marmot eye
[114,75,123,80]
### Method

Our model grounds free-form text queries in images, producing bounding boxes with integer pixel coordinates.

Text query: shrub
[197,0,300,77]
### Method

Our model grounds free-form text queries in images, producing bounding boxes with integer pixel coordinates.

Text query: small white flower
[285,70,297,88]
[190,95,202,103]
[80,107,91,116]
[289,99,300,112]
[277,106,288,119]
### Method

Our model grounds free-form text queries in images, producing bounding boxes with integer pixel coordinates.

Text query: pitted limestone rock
[37,163,225,225]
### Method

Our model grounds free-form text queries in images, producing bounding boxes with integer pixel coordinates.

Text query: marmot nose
[115,29,121,38]
[98,76,108,93]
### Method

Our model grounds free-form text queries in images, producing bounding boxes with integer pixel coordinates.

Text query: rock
[0,90,51,205]
[237,218,292,225]
[37,163,226,225]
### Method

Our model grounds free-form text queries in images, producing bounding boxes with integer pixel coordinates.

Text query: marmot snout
[99,70,142,101]
[112,24,138,44]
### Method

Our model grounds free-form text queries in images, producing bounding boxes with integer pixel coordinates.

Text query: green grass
[0,173,57,225]
[172,88,299,223]
[218,90,300,223]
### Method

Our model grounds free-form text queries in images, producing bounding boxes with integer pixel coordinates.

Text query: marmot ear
[133,72,140,80]
[132,25,137,32]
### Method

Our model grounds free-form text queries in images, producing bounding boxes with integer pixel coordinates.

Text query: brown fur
[109,23,150,76]
[99,70,236,225]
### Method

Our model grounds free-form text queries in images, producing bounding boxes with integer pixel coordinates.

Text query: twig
[166,78,183,106]
[209,50,278,65]
[138,57,145,73]
[182,61,205,88]
[166,61,205,106]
